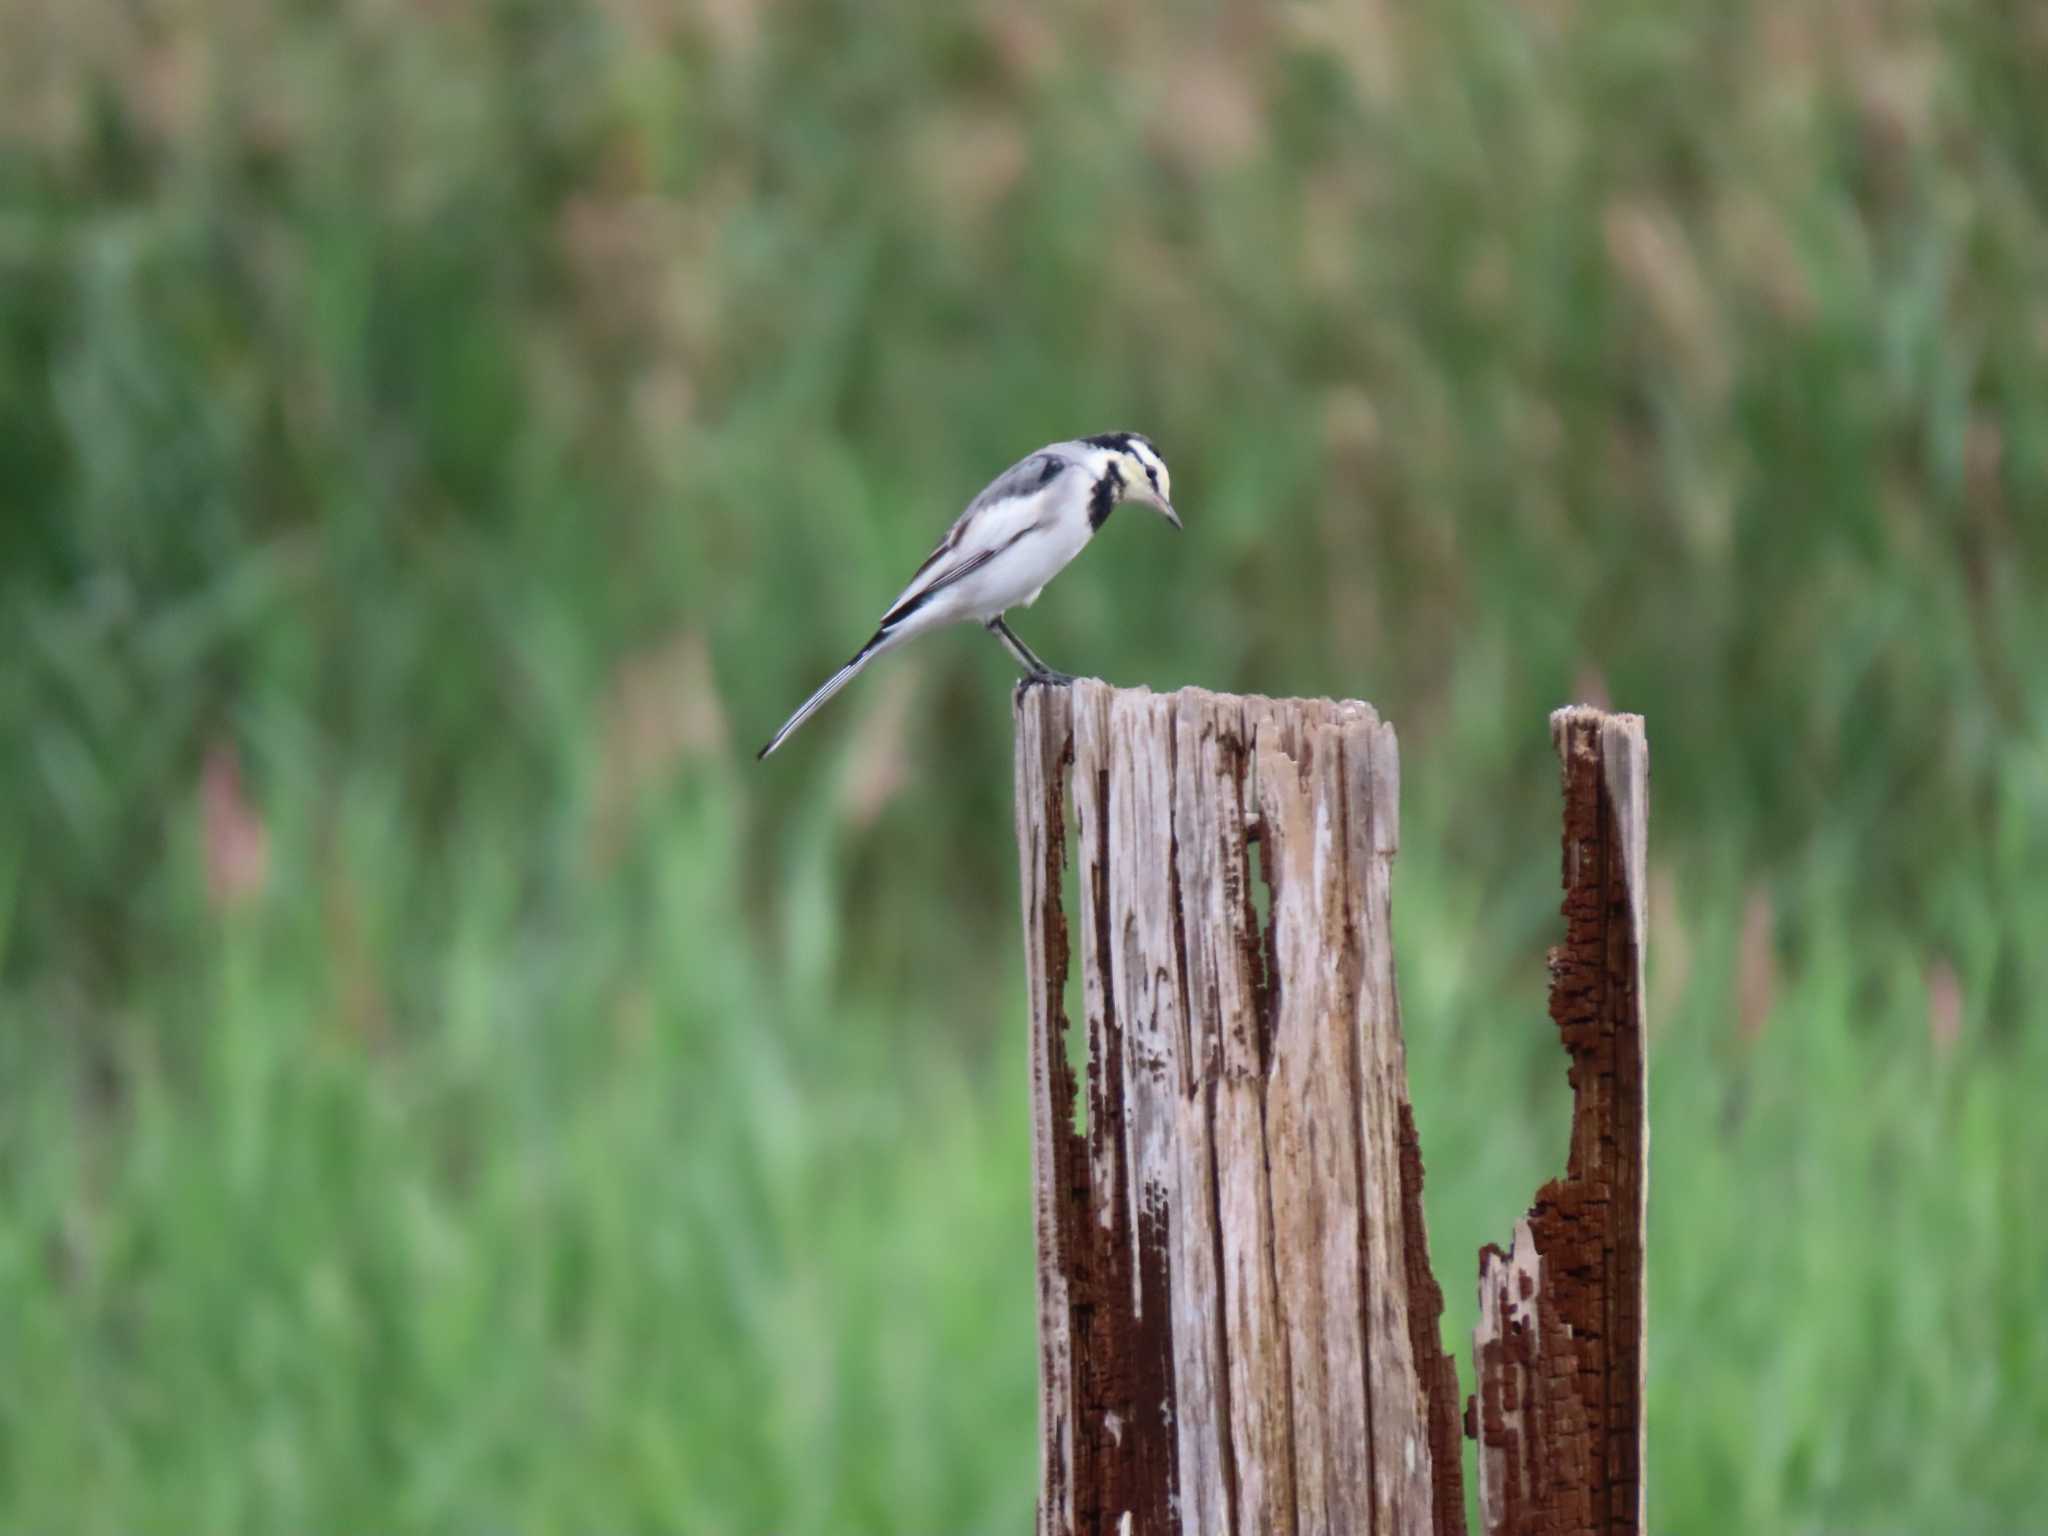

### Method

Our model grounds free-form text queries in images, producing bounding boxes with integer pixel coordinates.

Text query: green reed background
[3,0,2045,1530]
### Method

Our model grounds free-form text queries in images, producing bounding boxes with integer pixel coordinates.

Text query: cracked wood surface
[1015,681,1464,1536]
[1469,707,1649,1536]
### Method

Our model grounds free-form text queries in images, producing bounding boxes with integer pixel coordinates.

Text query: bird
[756,431,1179,759]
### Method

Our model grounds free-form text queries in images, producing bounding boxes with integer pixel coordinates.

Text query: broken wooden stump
[1469,708,1649,1536]
[1013,683,1648,1536]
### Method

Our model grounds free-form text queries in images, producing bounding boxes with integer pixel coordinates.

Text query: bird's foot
[1013,668,1075,700]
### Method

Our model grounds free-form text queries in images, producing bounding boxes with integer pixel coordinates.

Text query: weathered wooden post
[1014,682,1465,1535]
[1013,683,1648,1536]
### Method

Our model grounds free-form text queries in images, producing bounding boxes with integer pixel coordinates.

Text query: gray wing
[879,451,1075,628]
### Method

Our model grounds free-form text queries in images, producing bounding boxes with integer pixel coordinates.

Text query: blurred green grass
[2,0,2045,1530]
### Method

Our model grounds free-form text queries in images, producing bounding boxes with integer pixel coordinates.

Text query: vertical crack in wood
[1469,707,1648,1536]
[1018,684,1080,1536]
[1232,731,1273,1078]
[1256,1090,1301,1536]
[1073,691,1155,1534]
[1201,1077,1242,1531]
[1166,723,1196,1100]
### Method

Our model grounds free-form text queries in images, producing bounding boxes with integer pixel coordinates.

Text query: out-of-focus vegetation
[2,0,2044,1530]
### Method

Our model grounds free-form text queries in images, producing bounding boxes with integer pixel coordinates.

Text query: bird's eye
[1145,465,1159,491]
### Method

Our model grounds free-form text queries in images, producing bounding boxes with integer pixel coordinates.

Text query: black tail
[756,632,887,760]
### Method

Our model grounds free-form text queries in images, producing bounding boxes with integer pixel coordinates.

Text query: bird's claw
[1014,669,1075,696]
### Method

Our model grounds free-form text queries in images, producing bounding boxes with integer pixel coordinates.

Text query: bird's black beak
[1159,501,1182,531]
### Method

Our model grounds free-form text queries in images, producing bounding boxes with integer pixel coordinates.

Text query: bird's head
[1081,431,1180,530]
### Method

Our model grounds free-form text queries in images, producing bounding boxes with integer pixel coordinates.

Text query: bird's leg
[986,617,1073,686]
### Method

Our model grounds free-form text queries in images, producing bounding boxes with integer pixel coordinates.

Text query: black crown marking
[1082,431,1152,456]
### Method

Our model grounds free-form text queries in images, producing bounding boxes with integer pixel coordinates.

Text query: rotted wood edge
[1468,707,1649,1536]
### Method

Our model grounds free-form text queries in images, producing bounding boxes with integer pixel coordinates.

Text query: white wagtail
[757,432,1178,759]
